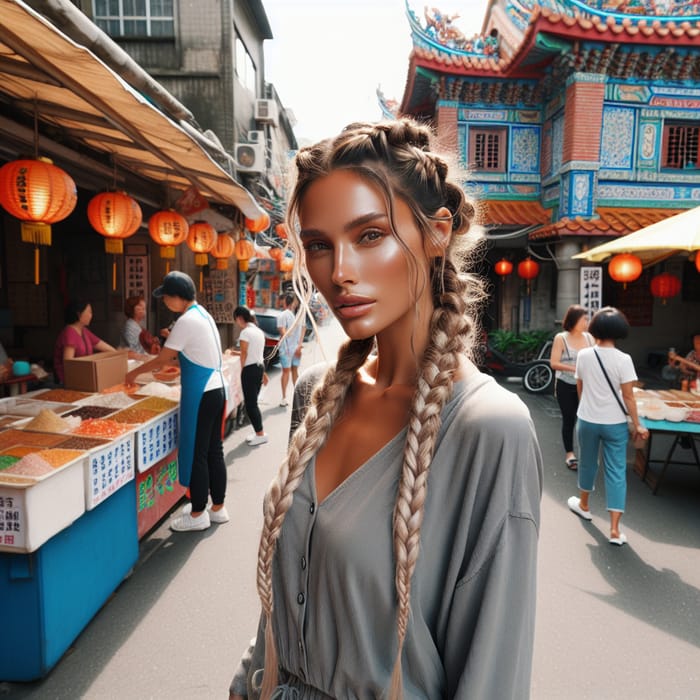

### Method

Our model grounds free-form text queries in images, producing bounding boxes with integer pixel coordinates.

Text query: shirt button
[309,502,315,514]
[301,556,307,570]
[297,592,305,605]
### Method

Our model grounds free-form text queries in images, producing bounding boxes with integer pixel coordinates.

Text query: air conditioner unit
[255,99,279,126]
[234,142,264,173]
[248,130,265,144]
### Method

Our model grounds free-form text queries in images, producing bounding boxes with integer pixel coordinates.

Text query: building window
[662,122,699,169]
[235,35,257,95]
[93,0,175,38]
[469,127,507,172]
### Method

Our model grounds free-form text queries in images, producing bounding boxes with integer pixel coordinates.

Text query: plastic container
[12,361,30,377]
[0,480,138,681]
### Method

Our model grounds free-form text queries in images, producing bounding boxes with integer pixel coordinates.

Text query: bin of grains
[62,406,116,420]
[0,429,67,449]
[72,418,134,439]
[58,436,110,450]
[76,392,135,409]
[131,397,178,413]
[33,448,86,467]
[1,446,40,458]
[31,389,92,403]
[0,454,20,471]
[23,409,75,434]
[6,453,54,477]
[110,407,159,424]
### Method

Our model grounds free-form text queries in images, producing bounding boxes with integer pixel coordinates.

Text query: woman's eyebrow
[299,212,387,239]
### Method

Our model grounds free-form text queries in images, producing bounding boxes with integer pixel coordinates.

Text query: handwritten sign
[136,409,179,472]
[0,493,24,549]
[86,434,135,510]
[580,267,603,317]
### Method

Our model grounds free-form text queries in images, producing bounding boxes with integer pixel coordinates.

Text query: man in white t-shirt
[277,294,303,407]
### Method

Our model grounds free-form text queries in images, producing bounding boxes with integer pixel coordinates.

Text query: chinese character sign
[0,492,24,549]
[580,267,603,317]
[87,434,135,509]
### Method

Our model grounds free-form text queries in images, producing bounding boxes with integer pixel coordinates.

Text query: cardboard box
[63,350,128,392]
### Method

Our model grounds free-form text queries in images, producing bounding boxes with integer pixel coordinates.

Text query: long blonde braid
[389,262,473,699]
[257,337,374,698]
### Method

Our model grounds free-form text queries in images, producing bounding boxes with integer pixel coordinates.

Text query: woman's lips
[334,296,375,319]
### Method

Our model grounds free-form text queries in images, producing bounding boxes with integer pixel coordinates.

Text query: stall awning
[0,0,264,219]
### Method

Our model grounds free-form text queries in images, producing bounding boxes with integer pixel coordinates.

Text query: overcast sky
[262,0,489,144]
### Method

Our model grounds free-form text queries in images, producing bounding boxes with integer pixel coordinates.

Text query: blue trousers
[576,418,629,512]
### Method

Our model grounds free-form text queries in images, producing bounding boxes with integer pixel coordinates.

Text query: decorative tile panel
[511,126,540,174]
[601,106,635,169]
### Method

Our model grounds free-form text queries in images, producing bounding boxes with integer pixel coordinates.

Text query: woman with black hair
[567,306,648,546]
[53,299,115,384]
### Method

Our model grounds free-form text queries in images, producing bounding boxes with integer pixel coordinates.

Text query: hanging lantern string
[33,96,39,159]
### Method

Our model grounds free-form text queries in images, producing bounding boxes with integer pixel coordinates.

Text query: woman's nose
[330,244,358,286]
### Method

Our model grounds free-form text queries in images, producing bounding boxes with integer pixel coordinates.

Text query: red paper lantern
[149,210,189,272]
[650,272,681,303]
[517,257,540,280]
[0,157,77,284]
[608,253,642,284]
[495,258,513,277]
[0,158,77,224]
[235,237,255,261]
[186,222,217,261]
[245,212,270,233]
[88,191,142,248]
[211,233,235,269]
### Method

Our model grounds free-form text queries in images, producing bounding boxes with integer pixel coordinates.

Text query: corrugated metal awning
[0,0,264,219]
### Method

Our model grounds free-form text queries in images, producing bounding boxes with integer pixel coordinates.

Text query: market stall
[633,388,700,494]
[0,352,243,681]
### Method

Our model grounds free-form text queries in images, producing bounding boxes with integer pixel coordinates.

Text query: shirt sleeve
[442,403,542,699]
[121,320,143,353]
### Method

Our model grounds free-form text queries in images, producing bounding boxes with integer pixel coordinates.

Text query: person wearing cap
[125,270,229,532]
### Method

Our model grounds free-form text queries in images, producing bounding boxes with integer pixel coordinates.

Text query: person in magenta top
[53,299,115,384]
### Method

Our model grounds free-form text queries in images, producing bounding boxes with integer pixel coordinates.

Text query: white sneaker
[170,510,210,532]
[279,398,289,407]
[248,434,269,446]
[209,506,230,524]
[181,502,229,524]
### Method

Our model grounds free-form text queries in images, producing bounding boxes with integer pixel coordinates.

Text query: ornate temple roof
[402,0,700,114]
[528,206,687,240]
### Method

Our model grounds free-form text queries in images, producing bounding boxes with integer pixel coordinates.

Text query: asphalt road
[3,320,699,699]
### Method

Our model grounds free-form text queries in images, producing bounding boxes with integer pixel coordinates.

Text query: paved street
[2,320,699,699]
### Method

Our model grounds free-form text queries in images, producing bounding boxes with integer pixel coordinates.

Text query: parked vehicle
[478,335,554,394]
[252,307,313,369]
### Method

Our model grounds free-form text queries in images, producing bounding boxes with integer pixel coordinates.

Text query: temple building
[400,0,700,358]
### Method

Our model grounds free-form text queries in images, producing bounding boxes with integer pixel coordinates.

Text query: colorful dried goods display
[0,454,20,470]
[6,453,53,477]
[32,389,92,403]
[71,419,134,438]
[0,446,39,458]
[0,429,66,448]
[100,383,140,396]
[79,392,135,409]
[58,436,110,450]
[62,406,116,420]
[132,397,178,412]
[33,448,85,467]
[23,409,73,433]
[110,408,159,424]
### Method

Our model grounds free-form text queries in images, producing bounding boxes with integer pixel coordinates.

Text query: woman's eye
[359,229,385,244]
[303,240,330,253]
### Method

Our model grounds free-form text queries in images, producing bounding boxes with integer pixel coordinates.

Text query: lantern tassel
[199,269,203,292]
[166,261,171,274]
[112,257,117,291]
[34,246,40,285]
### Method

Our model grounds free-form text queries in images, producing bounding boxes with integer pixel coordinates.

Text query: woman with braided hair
[229,119,542,700]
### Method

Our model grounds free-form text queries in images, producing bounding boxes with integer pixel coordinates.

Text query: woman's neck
[597,339,615,348]
[70,322,84,333]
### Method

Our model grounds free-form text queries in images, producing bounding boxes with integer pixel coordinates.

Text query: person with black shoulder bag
[566,306,648,546]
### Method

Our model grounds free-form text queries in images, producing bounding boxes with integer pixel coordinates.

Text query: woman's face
[572,314,588,333]
[78,304,93,326]
[298,169,433,343]
[133,300,146,321]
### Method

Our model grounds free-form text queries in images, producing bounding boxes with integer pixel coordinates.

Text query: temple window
[93,0,175,37]
[469,127,507,172]
[662,122,699,169]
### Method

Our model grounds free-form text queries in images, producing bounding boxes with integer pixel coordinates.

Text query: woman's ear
[424,207,452,258]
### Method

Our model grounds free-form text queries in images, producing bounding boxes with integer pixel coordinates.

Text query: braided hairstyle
[255,119,485,699]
